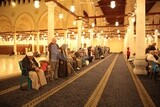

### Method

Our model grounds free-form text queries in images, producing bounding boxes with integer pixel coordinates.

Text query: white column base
[14,52,17,55]
[133,59,147,74]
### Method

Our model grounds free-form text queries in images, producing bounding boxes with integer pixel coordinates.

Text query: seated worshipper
[147,50,158,63]
[67,49,78,72]
[147,51,160,73]
[153,50,160,60]
[22,52,47,90]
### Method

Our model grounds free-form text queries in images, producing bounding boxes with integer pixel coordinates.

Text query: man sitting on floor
[22,52,47,90]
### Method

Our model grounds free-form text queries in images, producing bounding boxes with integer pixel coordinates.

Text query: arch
[1,25,12,32]
[38,11,48,30]
[14,13,35,31]
[0,15,12,32]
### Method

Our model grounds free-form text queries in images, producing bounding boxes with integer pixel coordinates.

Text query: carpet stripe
[124,55,156,107]
[84,54,118,107]
[0,83,27,95]
[22,54,113,107]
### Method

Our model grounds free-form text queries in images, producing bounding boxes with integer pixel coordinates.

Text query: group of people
[21,38,61,90]
[21,37,107,90]
[145,42,160,78]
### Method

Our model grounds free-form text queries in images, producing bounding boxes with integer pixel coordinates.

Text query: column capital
[128,16,135,24]
[45,1,57,7]
[76,19,83,26]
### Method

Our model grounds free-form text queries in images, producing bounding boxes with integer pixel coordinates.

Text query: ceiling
[97,0,126,25]
[0,0,159,25]
[97,0,160,25]
[0,0,160,39]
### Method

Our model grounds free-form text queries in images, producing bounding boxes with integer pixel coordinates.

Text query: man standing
[48,38,60,80]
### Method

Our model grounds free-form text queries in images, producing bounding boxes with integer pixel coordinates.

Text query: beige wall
[108,38,124,53]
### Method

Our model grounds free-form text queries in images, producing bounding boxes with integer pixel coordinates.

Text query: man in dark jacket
[22,52,47,90]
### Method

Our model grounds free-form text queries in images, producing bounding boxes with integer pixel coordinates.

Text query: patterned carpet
[0,53,160,107]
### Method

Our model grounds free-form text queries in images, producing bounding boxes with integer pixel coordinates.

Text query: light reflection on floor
[0,55,48,80]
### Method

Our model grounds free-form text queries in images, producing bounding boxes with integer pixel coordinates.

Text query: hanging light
[110,1,116,9]
[11,0,16,7]
[73,20,76,25]
[70,5,75,13]
[70,0,75,13]
[101,30,103,34]
[59,13,63,19]
[115,21,119,26]
[92,22,95,27]
[34,0,40,8]
[117,29,120,33]
[155,29,158,33]
[59,8,63,19]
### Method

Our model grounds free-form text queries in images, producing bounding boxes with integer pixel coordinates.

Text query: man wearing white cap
[21,52,47,90]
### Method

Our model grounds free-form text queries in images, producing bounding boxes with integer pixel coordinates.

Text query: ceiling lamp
[59,8,63,19]
[34,0,40,8]
[110,1,116,9]
[70,5,75,13]
[115,21,119,26]
[92,22,95,27]
[155,29,158,33]
[117,29,120,33]
[11,1,16,7]
[73,20,76,25]
[59,13,63,19]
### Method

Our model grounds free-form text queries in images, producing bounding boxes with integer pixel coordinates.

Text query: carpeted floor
[0,53,160,107]
[97,55,143,107]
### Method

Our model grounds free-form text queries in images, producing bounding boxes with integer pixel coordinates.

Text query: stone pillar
[103,37,106,47]
[134,0,147,74]
[36,32,40,53]
[154,30,158,49]
[68,34,71,49]
[90,29,94,46]
[64,30,68,45]
[31,35,35,53]
[77,19,83,49]
[13,33,17,55]
[43,40,46,54]
[45,1,57,44]
[81,36,84,48]
[128,16,135,58]
[97,33,100,45]
[124,33,128,56]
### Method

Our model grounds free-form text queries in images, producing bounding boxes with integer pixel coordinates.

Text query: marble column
[128,16,135,58]
[123,33,128,56]
[134,0,147,74]
[89,29,94,46]
[36,32,40,53]
[43,39,46,54]
[77,19,83,49]
[45,1,57,44]
[13,33,17,55]
[64,30,68,45]
[31,35,35,53]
